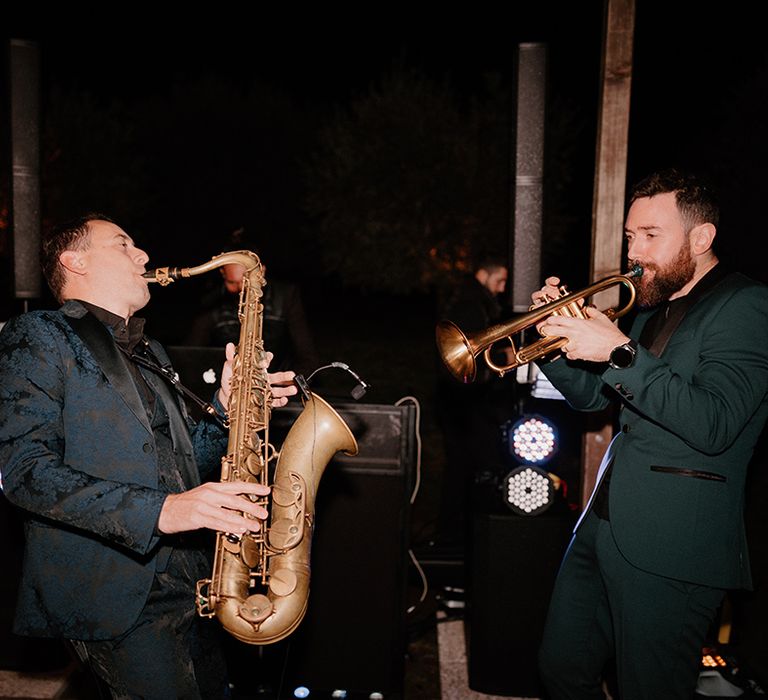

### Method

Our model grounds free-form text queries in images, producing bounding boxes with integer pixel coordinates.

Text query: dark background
[4,2,768,294]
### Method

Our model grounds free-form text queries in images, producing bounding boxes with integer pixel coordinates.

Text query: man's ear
[690,223,716,255]
[59,250,87,276]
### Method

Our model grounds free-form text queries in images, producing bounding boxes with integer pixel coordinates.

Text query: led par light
[508,414,557,465]
[503,465,555,515]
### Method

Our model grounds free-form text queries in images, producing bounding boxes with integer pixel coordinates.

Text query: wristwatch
[608,340,637,369]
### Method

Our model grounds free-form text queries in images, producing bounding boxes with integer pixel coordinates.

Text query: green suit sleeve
[602,284,768,455]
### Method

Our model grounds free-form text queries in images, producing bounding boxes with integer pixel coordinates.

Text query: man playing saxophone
[533,169,768,700]
[0,214,297,698]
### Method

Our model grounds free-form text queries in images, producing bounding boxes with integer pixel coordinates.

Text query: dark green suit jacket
[0,301,228,640]
[541,271,768,590]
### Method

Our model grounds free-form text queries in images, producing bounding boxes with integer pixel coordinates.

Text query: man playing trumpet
[534,170,768,700]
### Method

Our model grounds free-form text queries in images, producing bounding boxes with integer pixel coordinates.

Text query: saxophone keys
[223,535,241,553]
[239,594,273,624]
[241,536,261,569]
[272,476,302,507]
[269,568,298,597]
[245,451,263,477]
[267,517,303,550]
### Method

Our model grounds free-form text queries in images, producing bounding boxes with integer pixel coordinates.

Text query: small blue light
[293,687,310,699]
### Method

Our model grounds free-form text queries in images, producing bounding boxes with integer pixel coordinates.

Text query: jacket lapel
[62,302,153,437]
[646,266,735,358]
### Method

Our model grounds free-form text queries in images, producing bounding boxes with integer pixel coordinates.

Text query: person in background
[186,256,319,377]
[434,255,512,551]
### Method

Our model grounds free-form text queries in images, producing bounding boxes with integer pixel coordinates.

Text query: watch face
[611,345,634,368]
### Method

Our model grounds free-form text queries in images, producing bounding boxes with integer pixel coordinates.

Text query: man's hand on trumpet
[531,276,630,363]
[531,276,565,308]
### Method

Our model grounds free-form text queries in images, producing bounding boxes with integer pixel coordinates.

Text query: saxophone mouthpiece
[142,267,185,286]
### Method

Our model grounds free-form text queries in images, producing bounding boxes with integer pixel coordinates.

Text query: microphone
[330,362,370,399]
[305,362,371,400]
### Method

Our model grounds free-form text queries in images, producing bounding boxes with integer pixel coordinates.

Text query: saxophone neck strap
[121,338,227,428]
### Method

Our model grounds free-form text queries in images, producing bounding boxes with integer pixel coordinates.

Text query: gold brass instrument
[144,251,359,644]
[436,265,643,382]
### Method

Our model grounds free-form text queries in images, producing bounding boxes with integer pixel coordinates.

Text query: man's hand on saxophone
[266,354,299,407]
[158,481,271,535]
[217,343,298,409]
[159,345,298,537]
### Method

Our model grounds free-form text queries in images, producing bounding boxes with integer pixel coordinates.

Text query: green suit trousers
[539,511,725,700]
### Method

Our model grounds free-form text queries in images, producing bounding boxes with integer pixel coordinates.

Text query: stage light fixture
[503,465,555,515]
[507,414,558,464]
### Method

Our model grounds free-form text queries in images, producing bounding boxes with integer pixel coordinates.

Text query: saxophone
[144,250,359,644]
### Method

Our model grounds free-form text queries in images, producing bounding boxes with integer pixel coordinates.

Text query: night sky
[4,2,768,306]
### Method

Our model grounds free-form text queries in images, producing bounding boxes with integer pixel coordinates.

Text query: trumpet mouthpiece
[629,264,643,278]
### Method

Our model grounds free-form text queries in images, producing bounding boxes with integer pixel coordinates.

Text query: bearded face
[630,235,696,309]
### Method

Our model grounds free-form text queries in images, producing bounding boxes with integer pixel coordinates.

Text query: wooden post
[581,0,636,507]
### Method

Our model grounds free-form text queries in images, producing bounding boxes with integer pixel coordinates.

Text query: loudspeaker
[9,39,42,300]
[225,400,416,699]
[510,42,547,312]
[467,510,575,697]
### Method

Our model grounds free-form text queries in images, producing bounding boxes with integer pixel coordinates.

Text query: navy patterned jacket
[0,300,228,640]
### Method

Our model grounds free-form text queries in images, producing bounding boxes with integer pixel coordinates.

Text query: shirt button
[143,443,154,453]
[622,424,630,433]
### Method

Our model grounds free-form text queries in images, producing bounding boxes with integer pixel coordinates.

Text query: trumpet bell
[436,320,477,383]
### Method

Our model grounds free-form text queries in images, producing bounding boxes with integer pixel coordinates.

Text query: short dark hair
[475,255,507,274]
[630,168,719,231]
[42,213,113,302]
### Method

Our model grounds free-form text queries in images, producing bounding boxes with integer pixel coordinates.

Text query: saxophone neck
[143,250,264,286]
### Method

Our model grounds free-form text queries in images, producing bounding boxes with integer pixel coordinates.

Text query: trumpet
[436,265,643,382]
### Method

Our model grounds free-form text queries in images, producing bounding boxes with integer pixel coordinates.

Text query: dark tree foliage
[305,68,510,295]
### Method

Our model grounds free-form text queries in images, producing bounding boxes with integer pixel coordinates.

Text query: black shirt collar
[75,300,147,353]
